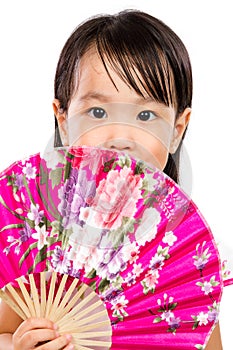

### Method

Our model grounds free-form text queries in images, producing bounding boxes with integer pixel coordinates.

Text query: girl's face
[54,50,190,170]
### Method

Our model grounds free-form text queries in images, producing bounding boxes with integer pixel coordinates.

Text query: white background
[0,0,232,348]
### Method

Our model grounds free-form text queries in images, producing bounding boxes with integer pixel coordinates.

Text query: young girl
[0,9,228,349]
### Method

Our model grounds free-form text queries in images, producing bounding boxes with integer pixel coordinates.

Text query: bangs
[95,18,176,107]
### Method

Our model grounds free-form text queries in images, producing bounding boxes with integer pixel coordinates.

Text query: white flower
[43,150,64,170]
[201,281,213,295]
[31,225,49,250]
[22,163,37,180]
[161,310,174,322]
[132,263,143,277]
[197,312,209,326]
[122,242,140,264]
[162,231,177,246]
[135,207,161,246]
[143,172,158,192]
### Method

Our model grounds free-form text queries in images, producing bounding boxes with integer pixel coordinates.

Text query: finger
[36,334,73,350]
[15,317,56,338]
[20,328,58,348]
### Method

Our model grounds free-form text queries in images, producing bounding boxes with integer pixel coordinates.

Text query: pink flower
[144,270,159,289]
[84,166,142,230]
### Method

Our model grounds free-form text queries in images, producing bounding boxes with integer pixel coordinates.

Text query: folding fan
[0,145,223,350]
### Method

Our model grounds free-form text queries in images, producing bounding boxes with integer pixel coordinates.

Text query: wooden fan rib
[57,309,108,330]
[16,277,37,318]
[72,337,112,347]
[48,273,68,320]
[45,271,57,318]
[40,272,46,317]
[50,276,84,322]
[29,274,41,318]
[67,299,103,323]
[63,320,112,334]
[55,288,97,326]
[70,330,112,339]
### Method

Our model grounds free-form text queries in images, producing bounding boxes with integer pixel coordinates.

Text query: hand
[12,317,74,350]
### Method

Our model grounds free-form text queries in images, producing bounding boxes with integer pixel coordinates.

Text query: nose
[103,137,136,151]
[100,123,137,151]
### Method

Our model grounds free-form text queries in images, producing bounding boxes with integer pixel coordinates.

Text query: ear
[53,99,69,146]
[169,107,191,154]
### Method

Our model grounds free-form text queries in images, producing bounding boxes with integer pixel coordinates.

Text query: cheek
[139,135,170,170]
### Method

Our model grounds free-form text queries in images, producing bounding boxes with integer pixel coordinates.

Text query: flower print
[161,310,174,322]
[31,225,49,250]
[27,203,44,226]
[193,241,211,273]
[22,162,37,180]
[135,207,161,246]
[111,295,129,320]
[141,269,159,294]
[142,172,158,192]
[207,302,219,323]
[121,242,140,264]
[87,166,143,230]
[162,231,177,246]
[51,245,71,274]
[19,222,32,242]
[221,259,231,281]
[201,281,213,295]
[58,168,96,229]
[14,173,25,190]
[196,276,219,295]
[149,253,165,270]
[196,312,209,326]
[152,294,179,333]
[168,316,181,331]
[69,222,103,248]
[43,150,65,170]
[124,272,136,287]
[96,248,127,282]
[132,263,143,277]
[68,230,104,274]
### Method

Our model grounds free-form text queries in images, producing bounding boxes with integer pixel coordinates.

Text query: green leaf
[169,302,178,310]
[98,278,110,294]
[28,247,54,273]
[49,168,63,189]
[0,223,25,233]
[19,242,38,268]
[86,268,97,279]
[192,321,199,330]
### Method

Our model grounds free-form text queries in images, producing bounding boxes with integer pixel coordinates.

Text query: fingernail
[53,323,58,330]
[67,345,74,350]
[65,334,72,341]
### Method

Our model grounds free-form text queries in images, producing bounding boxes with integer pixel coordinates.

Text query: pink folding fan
[0,146,223,349]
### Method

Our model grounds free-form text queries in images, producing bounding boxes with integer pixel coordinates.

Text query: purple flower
[208,310,218,322]
[194,257,208,270]
[14,173,25,189]
[51,245,71,274]
[58,168,96,228]
[19,222,32,242]
[168,316,181,330]
[102,288,122,302]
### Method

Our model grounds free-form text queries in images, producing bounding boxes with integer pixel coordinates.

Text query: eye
[88,107,107,119]
[137,110,157,121]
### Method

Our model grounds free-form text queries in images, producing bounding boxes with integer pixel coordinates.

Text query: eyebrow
[79,91,156,104]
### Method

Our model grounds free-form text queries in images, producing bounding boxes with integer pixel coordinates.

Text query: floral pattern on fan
[0,146,223,349]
